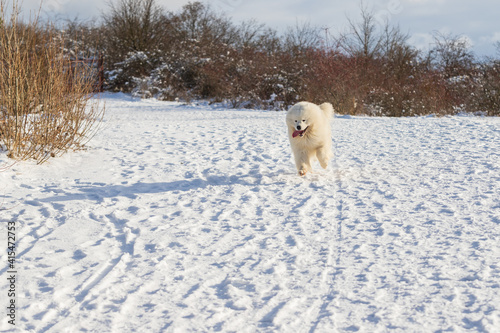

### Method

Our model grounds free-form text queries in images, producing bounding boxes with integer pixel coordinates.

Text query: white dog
[286,101,334,176]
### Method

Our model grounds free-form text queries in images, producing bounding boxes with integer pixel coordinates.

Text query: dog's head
[286,102,313,138]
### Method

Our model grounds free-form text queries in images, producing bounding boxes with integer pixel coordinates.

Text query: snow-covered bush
[106,51,157,93]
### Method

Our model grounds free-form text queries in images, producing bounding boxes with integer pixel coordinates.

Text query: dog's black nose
[297,125,301,130]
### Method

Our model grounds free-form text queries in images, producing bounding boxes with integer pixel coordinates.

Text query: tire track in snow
[0,199,64,277]
[72,209,138,303]
[306,171,352,332]
[36,197,141,331]
[247,174,346,332]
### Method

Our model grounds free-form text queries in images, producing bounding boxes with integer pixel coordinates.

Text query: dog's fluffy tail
[319,103,334,120]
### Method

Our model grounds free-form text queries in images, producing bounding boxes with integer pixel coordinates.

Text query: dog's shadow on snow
[38,172,294,203]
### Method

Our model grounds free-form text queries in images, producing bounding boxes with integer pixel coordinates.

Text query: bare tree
[379,22,418,78]
[339,5,382,59]
[380,23,411,57]
[174,2,238,45]
[234,19,265,48]
[103,0,167,62]
[430,32,474,77]
[283,20,321,55]
[338,3,417,64]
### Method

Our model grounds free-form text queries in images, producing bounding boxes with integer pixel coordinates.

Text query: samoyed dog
[286,101,334,176]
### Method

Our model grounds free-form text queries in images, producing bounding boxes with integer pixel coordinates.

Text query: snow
[1,93,500,332]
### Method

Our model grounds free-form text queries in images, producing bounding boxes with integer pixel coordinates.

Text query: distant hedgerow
[56,0,500,115]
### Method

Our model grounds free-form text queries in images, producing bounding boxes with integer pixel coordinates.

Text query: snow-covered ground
[1,93,500,332]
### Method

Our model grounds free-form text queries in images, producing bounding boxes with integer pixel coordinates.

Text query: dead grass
[0,1,104,164]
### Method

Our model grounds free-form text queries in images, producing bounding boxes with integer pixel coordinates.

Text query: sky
[16,0,500,56]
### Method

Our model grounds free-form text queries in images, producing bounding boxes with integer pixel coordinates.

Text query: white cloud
[490,32,500,43]
[408,32,434,51]
[459,35,474,48]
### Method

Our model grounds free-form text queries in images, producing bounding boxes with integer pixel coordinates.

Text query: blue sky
[20,0,500,56]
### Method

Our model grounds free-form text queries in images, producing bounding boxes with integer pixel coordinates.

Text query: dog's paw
[299,169,307,176]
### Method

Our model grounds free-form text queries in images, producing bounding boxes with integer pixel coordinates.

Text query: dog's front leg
[295,151,311,176]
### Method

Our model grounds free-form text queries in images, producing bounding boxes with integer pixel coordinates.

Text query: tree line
[54,0,500,115]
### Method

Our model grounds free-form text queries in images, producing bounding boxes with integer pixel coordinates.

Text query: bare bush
[0,1,104,163]
[59,18,105,59]
[300,49,361,114]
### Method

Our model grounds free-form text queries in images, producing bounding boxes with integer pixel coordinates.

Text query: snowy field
[1,93,500,332]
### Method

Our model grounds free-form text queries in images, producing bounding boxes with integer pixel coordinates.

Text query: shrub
[473,61,500,116]
[0,1,104,163]
[301,49,363,114]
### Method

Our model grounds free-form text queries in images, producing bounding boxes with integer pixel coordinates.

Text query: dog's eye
[302,120,306,122]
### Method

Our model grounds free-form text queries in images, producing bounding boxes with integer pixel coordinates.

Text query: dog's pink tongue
[292,130,302,138]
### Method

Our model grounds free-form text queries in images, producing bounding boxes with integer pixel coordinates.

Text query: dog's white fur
[286,101,334,176]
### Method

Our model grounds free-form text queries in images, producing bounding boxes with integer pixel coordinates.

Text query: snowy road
[1,94,500,332]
